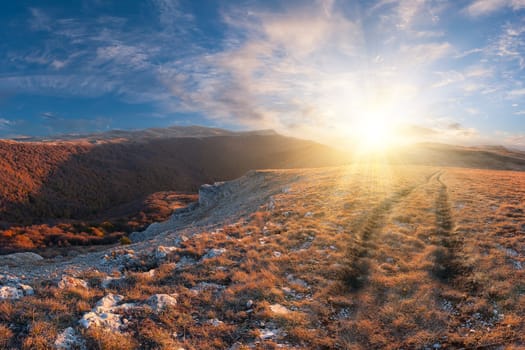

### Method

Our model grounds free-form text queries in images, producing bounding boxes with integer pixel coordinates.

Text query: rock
[19,284,34,296]
[79,294,127,332]
[281,186,291,194]
[95,294,124,310]
[207,318,224,326]
[101,276,125,289]
[269,304,290,315]
[246,299,254,308]
[146,294,177,313]
[229,343,243,350]
[190,282,225,295]
[54,327,87,350]
[202,248,226,260]
[0,252,44,265]
[286,274,309,288]
[80,311,123,332]
[58,276,88,290]
[304,212,313,218]
[0,286,24,300]
[199,182,226,207]
[155,246,178,260]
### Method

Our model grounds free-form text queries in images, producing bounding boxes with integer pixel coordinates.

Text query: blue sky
[0,0,524,148]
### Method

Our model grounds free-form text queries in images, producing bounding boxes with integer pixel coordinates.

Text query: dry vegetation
[0,192,197,255]
[1,164,524,349]
[0,135,344,253]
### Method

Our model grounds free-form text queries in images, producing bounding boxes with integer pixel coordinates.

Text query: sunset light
[1,1,525,349]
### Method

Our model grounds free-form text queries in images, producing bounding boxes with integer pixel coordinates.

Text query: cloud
[507,88,525,98]
[399,42,452,66]
[465,0,525,16]
[0,118,12,129]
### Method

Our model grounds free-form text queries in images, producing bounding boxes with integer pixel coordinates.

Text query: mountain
[390,142,525,171]
[10,125,279,143]
[0,129,347,226]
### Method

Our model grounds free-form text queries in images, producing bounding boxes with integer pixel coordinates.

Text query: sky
[0,0,524,148]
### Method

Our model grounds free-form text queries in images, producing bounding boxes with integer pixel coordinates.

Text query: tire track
[340,171,441,290]
[431,172,467,282]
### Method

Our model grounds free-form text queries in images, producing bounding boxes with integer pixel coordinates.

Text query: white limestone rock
[58,276,88,290]
[146,294,177,313]
[54,327,87,350]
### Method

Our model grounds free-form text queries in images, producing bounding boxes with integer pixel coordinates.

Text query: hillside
[392,143,525,171]
[0,133,346,225]
[0,165,523,349]
[0,130,348,253]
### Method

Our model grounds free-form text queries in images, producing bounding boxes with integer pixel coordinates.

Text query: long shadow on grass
[339,184,419,290]
[431,173,469,283]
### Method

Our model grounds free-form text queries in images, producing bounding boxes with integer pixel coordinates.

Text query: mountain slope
[0,133,347,226]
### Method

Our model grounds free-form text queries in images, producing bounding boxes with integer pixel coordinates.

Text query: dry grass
[1,164,524,348]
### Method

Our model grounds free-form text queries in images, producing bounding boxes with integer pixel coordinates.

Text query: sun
[350,113,398,153]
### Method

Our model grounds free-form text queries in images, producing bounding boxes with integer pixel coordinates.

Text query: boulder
[79,294,126,332]
[58,276,88,290]
[0,252,43,266]
[54,327,87,350]
[95,293,124,310]
[146,294,177,313]
[0,286,23,300]
[202,248,226,260]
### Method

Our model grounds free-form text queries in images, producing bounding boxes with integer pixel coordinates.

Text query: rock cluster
[0,274,34,300]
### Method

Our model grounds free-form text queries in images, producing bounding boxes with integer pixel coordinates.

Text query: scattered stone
[54,327,87,350]
[58,276,89,290]
[146,294,177,313]
[258,327,285,340]
[506,248,519,257]
[273,251,282,258]
[246,299,254,308]
[0,274,34,300]
[202,248,226,260]
[207,318,224,326]
[0,286,23,300]
[95,293,124,310]
[281,186,291,194]
[155,246,178,260]
[80,294,126,332]
[270,303,290,315]
[80,310,123,332]
[304,212,313,218]
[19,284,34,296]
[286,274,309,288]
[101,276,125,289]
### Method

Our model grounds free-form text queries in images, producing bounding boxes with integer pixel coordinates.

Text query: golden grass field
[1,164,524,349]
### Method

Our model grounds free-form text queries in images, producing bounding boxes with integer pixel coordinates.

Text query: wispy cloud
[465,0,525,17]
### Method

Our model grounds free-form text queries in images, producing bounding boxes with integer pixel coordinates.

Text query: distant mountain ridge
[10,125,279,143]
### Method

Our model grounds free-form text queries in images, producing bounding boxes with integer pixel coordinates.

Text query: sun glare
[356,118,394,152]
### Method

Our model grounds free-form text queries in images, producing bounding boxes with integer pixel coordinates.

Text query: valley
[0,164,523,349]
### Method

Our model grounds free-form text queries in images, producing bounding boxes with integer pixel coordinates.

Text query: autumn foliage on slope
[0,135,346,253]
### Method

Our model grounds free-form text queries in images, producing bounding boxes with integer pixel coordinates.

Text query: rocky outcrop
[0,274,34,300]
[198,182,227,207]
[146,294,177,313]
[79,294,131,332]
[58,276,88,289]
[54,327,87,350]
[0,252,43,266]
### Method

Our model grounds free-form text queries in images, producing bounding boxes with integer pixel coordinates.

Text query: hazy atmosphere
[1,0,525,148]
